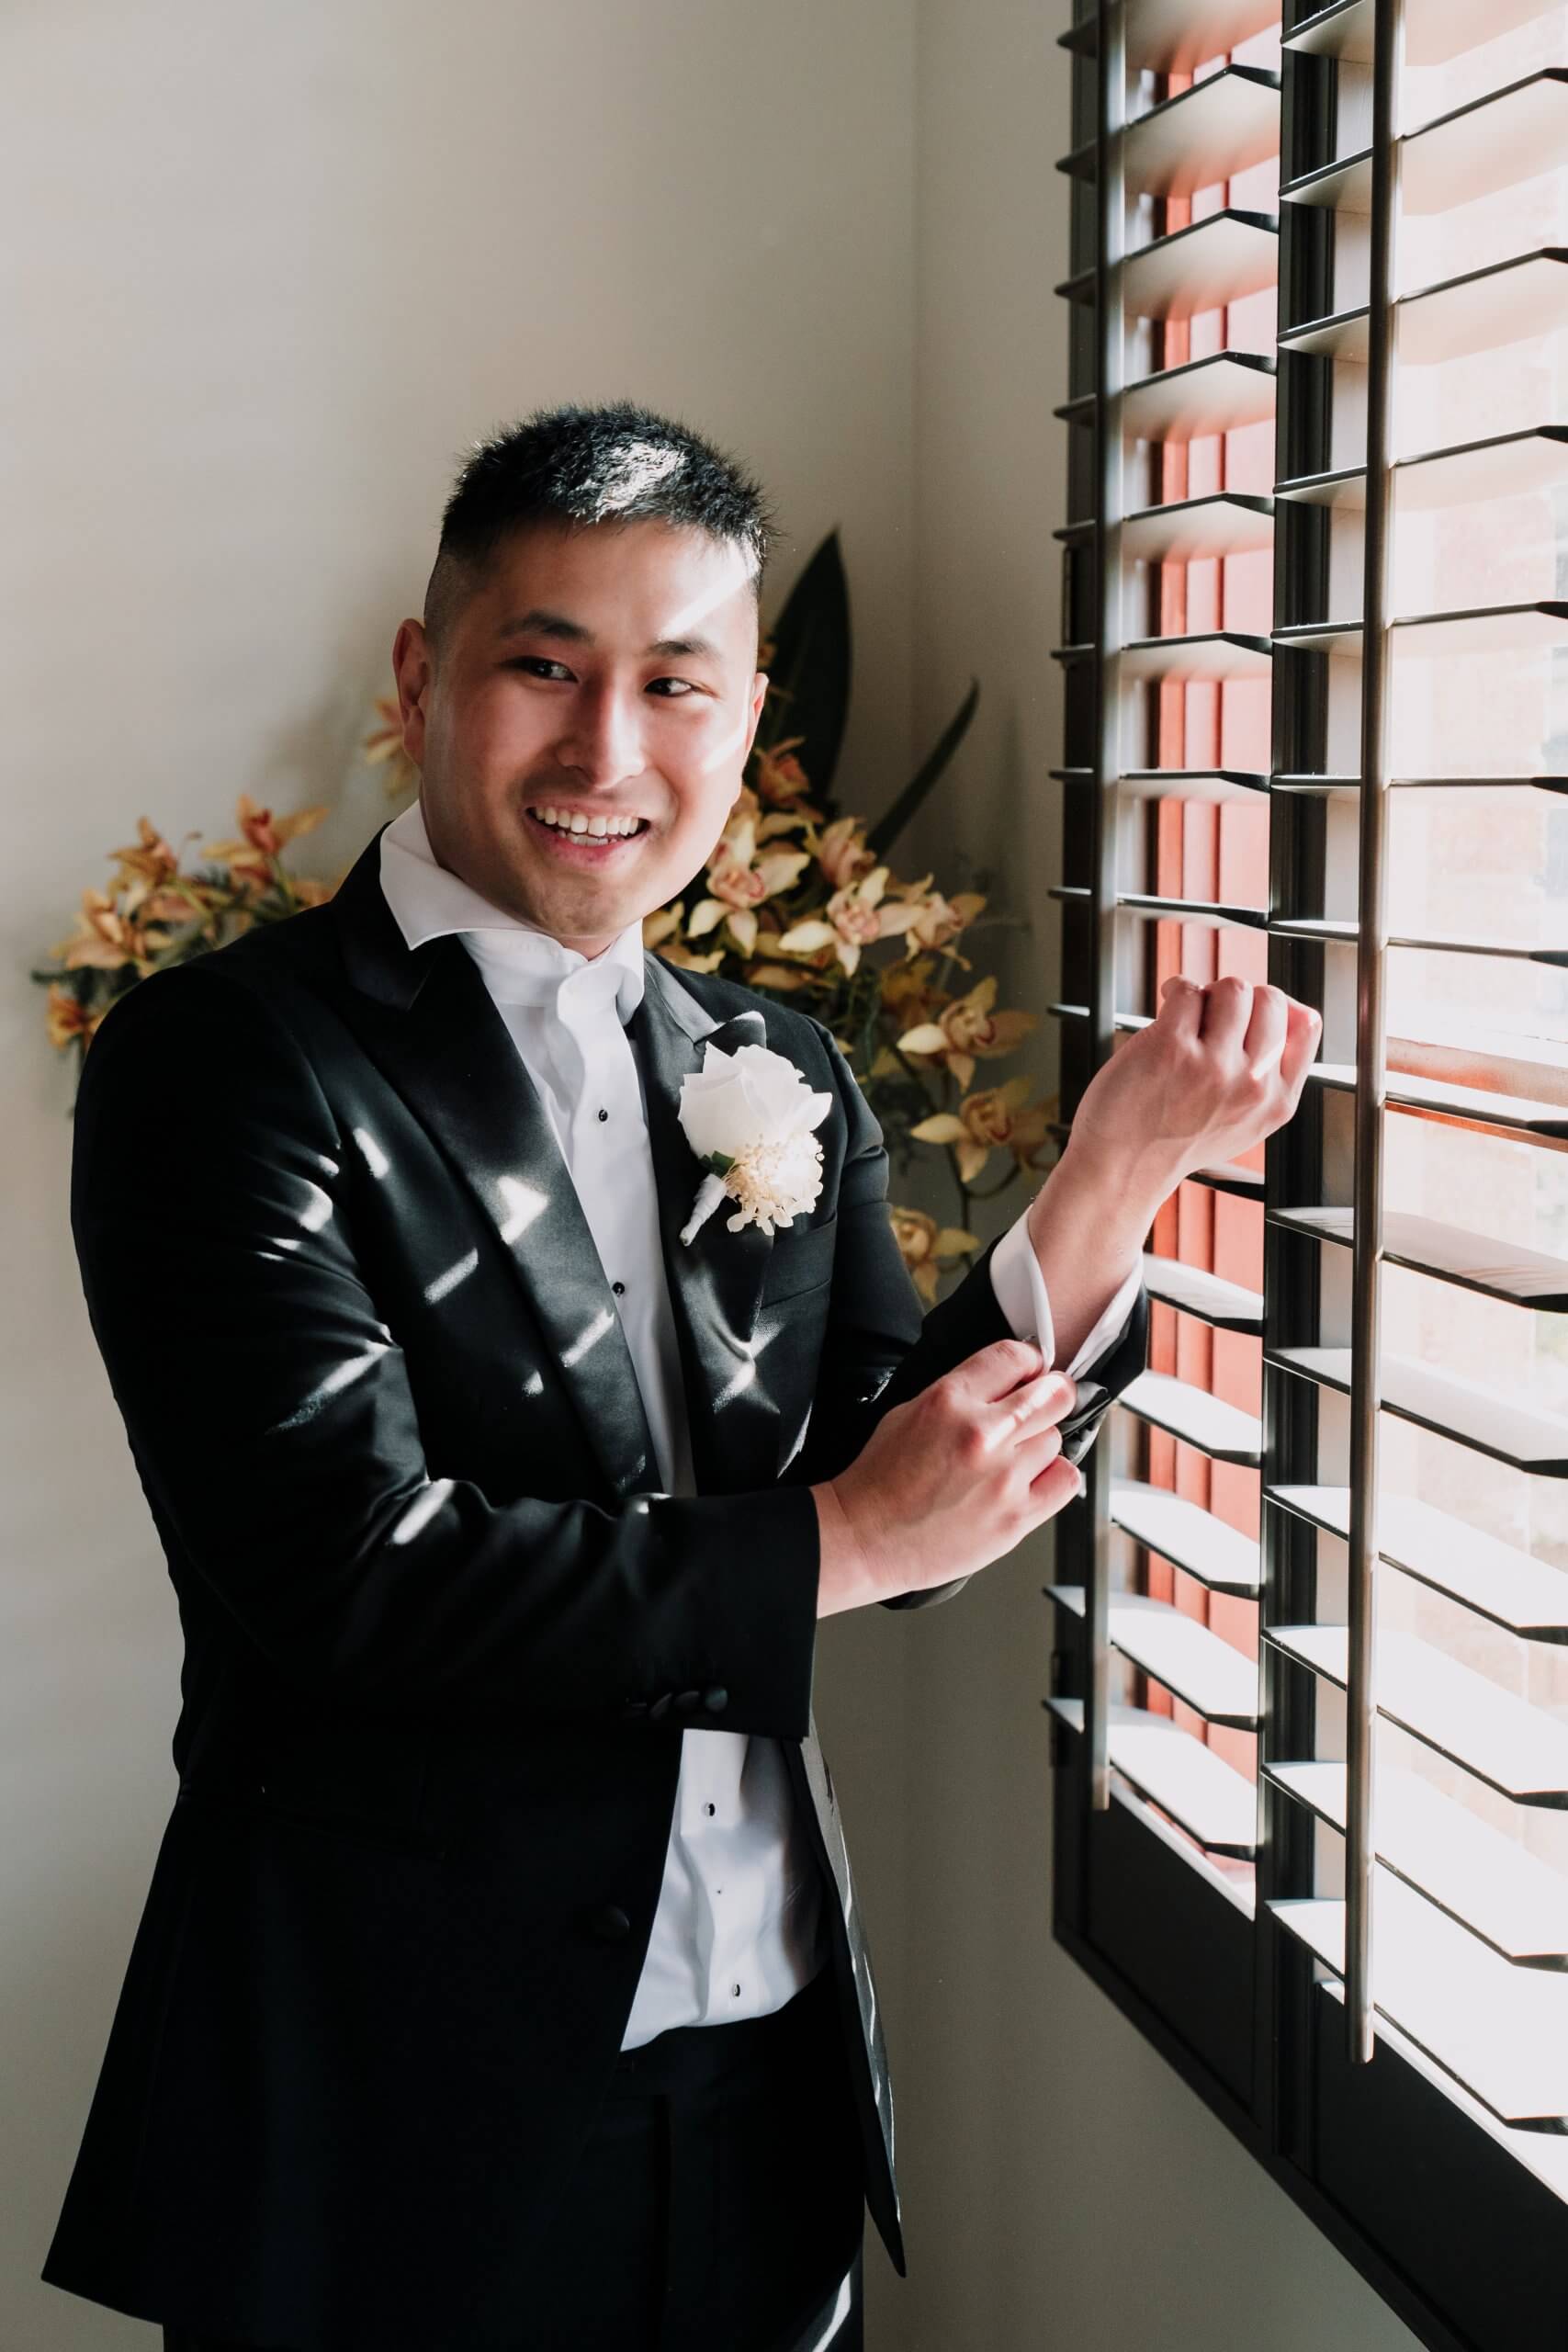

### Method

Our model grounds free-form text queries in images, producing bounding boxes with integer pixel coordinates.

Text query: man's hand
[1019,975,1321,1368]
[1070,974,1322,1202]
[811,1339,1080,1615]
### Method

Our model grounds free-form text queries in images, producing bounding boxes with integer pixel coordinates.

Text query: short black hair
[423,400,779,648]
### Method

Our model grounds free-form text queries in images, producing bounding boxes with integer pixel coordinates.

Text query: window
[1049,4,1568,2346]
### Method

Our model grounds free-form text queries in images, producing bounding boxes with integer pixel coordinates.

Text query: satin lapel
[629,955,782,1496]
[325,834,661,1501]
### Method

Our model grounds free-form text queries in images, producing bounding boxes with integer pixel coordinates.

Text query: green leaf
[758,530,852,798]
[865,677,980,863]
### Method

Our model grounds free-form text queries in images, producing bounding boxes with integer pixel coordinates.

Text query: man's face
[391,516,768,956]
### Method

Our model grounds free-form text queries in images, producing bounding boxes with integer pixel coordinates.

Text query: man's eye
[508,657,572,681]
[506,659,696,697]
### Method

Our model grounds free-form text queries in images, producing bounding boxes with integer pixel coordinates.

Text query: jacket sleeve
[69,960,821,1735]
[783,1024,1150,1611]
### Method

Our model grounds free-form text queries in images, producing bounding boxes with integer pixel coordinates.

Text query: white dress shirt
[378,797,1142,2045]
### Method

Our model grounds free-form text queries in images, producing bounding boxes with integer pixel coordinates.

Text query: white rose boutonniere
[676,1040,834,1244]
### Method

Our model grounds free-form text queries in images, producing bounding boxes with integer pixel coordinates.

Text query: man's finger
[1243,982,1290,1079]
[1012,1422,1067,1480]
[1028,1450,1084,1505]
[1197,975,1253,1053]
[951,1335,1047,1405]
[1157,975,1203,1045]
[985,1368,1077,1449]
[1279,996,1323,1094]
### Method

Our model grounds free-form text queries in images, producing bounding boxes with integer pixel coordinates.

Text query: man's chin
[505,876,659,952]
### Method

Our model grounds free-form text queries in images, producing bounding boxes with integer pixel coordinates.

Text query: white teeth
[529,806,643,838]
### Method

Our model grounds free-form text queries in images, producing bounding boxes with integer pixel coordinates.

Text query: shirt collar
[378,795,647,1022]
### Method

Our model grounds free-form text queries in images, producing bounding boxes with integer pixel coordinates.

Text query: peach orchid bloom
[895,973,1039,1094]
[774,865,923,978]
[897,883,987,965]
[202,795,326,890]
[53,888,155,974]
[45,985,105,1053]
[888,1206,980,1306]
[911,1076,1055,1185]
[684,814,810,959]
[753,737,817,809]
[814,815,877,891]
[107,818,182,891]
[364,696,419,797]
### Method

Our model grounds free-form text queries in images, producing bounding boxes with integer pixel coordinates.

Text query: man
[43,401,1320,2351]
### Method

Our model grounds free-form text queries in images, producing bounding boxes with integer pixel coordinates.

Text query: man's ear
[742,669,769,765]
[699,770,749,872]
[391,619,432,768]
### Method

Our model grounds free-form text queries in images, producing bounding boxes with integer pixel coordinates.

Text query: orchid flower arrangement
[34,535,1057,1304]
[32,800,333,1059]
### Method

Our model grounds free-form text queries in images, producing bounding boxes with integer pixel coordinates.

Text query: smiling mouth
[525,803,650,849]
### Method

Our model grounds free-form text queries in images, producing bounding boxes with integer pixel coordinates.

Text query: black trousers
[163,1962,866,2352]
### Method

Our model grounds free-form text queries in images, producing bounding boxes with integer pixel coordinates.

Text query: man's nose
[552,682,647,787]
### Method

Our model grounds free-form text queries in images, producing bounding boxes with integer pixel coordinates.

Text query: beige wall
[5,7,915,2345]
[7,4,1422,2346]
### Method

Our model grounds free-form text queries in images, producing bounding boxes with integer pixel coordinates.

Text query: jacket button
[648,1692,673,1722]
[703,1686,729,1714]
[586,1904,631,1942]
[674,1689,701,1711]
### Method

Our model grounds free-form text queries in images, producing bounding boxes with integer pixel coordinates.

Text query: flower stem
[965,1168,1023,1204]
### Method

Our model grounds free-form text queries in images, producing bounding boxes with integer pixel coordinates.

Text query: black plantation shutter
[1049,3,1568,2346]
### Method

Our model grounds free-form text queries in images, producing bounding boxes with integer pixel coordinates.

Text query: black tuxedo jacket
[43,825,1148,2350]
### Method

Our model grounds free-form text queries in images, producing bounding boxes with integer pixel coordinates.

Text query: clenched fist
[1070,974,1322,1197]
[1019,976,1323,1366]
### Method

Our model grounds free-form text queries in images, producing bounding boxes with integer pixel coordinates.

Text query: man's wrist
[810,1480,883,1618]
[1034,1133,1184,1247]
[1019,1135,1175,1369]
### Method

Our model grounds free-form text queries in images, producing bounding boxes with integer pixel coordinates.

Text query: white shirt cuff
[988,1207,1145,1396]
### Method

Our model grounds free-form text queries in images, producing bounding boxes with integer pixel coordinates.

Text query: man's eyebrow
[494,608,721,661]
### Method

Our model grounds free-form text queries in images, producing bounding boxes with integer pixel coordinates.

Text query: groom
[44,402,1319,2351]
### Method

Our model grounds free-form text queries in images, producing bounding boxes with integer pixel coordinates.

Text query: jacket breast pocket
[760,1214,838,1306]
